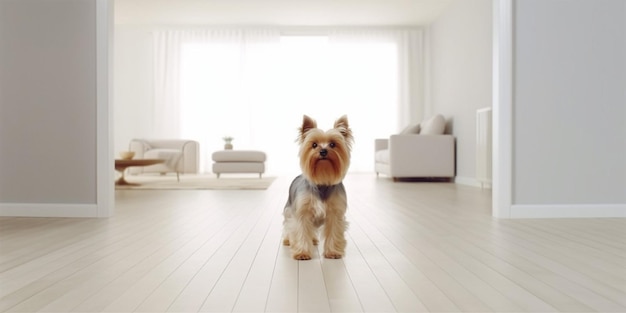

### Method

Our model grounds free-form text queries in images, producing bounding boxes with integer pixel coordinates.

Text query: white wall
[426,0,493,186]
[0,0,112,217]
[0,0,97,203]
[512,0,626,211]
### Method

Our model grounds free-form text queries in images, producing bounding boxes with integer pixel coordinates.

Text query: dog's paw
[293,253,312,260]
[324,251,343,259]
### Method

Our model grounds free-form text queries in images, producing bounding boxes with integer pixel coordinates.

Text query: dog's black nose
[319,149,328,157]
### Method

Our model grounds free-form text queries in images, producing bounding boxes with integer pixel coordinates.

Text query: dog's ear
[334,115,353,143]
[334,115,349,129]
[299,115,317,143]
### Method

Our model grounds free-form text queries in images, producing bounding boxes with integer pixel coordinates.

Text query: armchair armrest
[375,138,389,152]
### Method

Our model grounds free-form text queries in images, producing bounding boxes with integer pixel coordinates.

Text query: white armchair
[128,139,199,178]
[374,114,455,180]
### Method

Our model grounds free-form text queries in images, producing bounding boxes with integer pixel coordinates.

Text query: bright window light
[180,35,398,174]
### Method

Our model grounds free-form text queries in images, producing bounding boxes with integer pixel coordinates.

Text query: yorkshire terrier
[283,115,353,260]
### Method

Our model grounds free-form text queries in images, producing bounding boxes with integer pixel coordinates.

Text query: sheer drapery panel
[153,28,424,174]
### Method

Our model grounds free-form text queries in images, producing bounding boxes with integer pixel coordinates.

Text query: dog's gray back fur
[284,175,346,213]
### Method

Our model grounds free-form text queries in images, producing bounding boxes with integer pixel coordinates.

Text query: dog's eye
[329,142,336,148]
[312,143,317,148]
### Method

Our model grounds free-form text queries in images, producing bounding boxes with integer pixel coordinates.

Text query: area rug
[115,175,276,190]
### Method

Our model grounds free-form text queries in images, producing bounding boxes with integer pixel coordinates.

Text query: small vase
[224,143,233,150]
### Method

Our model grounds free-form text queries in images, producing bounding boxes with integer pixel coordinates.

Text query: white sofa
[375,114,455,180]
[128,139,199,177]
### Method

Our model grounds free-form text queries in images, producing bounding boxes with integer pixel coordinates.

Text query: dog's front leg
[286,203,318,260]
[289,217,316,260]
[322,199,347,259]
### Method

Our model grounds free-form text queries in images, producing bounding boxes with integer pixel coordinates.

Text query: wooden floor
[1,174,625,313]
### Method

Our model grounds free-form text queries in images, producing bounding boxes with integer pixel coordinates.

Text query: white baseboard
[0,203,99,218]
[510,204,626,218]
[454,176,492,189]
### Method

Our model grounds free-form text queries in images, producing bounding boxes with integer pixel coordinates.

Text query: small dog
[282,115,353,260]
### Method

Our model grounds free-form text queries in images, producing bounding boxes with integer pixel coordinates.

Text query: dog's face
[298,115,353,185]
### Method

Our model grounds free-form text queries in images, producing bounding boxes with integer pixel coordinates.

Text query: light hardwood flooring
[1,174,625,312]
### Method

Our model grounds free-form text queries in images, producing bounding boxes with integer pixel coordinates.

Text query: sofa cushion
[144,149,183,169]
[212,150,266,162]
[420,114,446,135]
[375,149,390,164]
[129,139,200,174]
[400,123,421,135]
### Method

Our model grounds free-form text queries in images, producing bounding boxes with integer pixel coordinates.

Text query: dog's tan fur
[282,115,353,260]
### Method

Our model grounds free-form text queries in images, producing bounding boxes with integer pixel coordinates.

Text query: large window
[156,29,423,174]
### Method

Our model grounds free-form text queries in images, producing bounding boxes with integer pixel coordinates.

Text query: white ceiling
[114,0,455,26]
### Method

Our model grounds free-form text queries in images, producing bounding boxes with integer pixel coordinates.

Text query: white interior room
[1,1,625,312]
[2,0,624,218]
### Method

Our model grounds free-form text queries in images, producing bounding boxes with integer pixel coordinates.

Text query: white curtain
[153,28,424,174]
[153,31,183,139]
[154,29,281,172]
[328,29,425,131]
